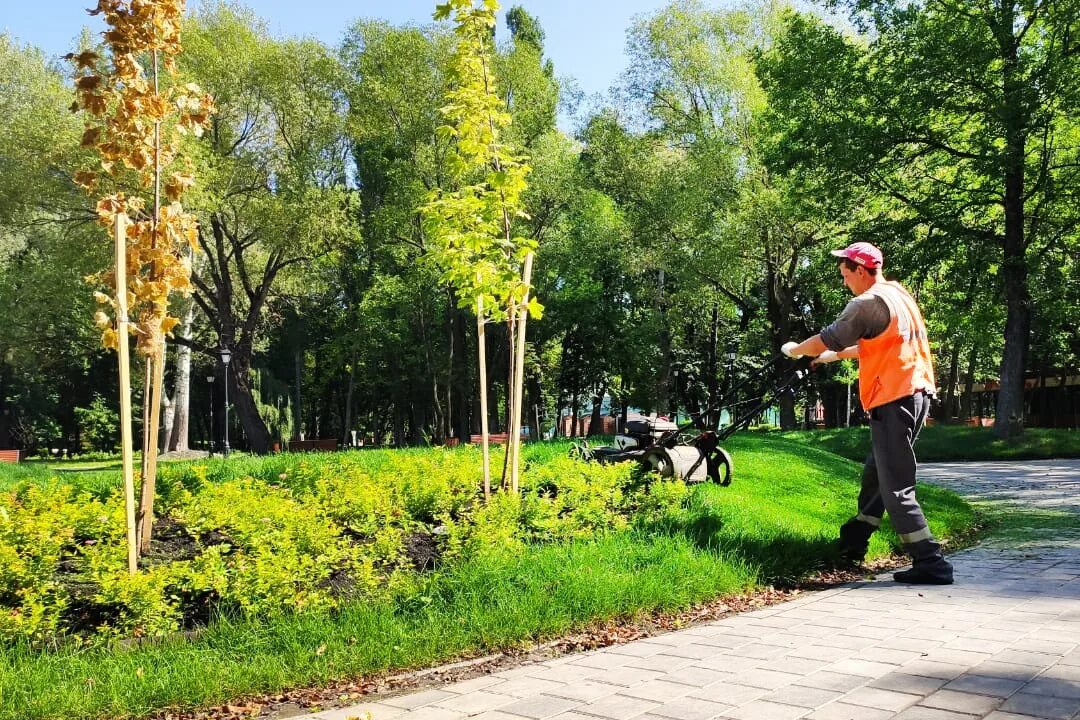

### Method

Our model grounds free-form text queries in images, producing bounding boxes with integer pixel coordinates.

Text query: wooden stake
[138,346,164,551]
[477,295,491,501]
[115,214,138,575]
[509,253,534,493]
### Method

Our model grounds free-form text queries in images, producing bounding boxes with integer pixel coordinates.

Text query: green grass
[0,436,975,720]
[776,424,1080,463]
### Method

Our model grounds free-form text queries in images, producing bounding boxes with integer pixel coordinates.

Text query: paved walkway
[307,460,1080,720]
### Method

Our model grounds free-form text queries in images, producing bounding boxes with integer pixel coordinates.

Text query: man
[781,241,953,585]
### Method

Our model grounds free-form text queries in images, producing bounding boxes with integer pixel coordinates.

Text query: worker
[781,241,953,585]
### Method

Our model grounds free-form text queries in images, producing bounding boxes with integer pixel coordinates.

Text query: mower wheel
[709,446,734,485]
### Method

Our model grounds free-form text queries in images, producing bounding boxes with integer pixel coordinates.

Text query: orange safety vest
[857,281,936,410]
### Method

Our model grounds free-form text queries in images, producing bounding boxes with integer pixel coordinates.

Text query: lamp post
[725,342,738,425]
[206,373,215,456]
[219,346,232,457]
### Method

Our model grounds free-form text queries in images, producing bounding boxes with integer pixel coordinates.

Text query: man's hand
[781,341,802,358]
[811,350,839,367]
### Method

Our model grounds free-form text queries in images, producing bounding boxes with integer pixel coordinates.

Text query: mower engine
[614,417,679,451]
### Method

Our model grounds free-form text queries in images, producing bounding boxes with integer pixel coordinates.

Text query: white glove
[812,350,839,365]
[781,341,801,358]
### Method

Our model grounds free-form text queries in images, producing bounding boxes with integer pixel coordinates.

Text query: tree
[68,0,213,558]
[758,1,1080,436]
[177,5,355,453]
[423,0,540,496]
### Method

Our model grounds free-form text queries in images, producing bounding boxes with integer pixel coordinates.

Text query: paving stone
[608,642,677,658]
[444,675,506,693]
[966,660,1044,682]
[531,665,602,684]
[383,689,456,710]
[759,657,831,677]
[895,660,969,680]
[891,708,983,720]
[1009,638,1077,655]
[585,667,662,687]
[543,681,620,703]
[658,644,727,661]
[689,681,767,706]
[568,653,635,670]
[469,712,533,720]
[786,645,856,662]
[576,693,659,719]
[942,637,1013,654]
[400,707,466,720]
[312,703,403,720]
[942,673,1025,697]
[855,646,924,666]
[759,684,843,709]
[1039,663,1080,682]
[432,691,516,714]
[804,702,894,720]
[918,688,1002,714]
[1017,676,1080,699]
[496,677,570,698]
[625,654,699,673]
[838,685,922,712]
[726,668,803,690]
[868,671,948,696]
[998,691,1080,720]
[662,666,733,688]
[794,672,870,693]
[992,649,1060,667]
[620,680,695,703]
[498,695,582,719]
[716,699,810,720]
[646,696,733,720]
[826,658,899,678]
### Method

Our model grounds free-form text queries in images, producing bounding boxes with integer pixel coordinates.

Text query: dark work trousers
[854,391,943,562]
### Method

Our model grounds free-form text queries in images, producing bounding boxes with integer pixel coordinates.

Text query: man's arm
[812,345,859,366]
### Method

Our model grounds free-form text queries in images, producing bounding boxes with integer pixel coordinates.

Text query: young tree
[69,0,213,557]
[423,0,540,496]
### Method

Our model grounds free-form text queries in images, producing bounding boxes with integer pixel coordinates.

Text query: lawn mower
[569,355,813,486]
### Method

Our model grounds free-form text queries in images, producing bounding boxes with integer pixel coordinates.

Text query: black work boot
[893,556,954,585]
[836,518,876,566]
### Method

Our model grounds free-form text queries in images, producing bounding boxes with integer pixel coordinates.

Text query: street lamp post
[725,342,738,425]
[219,346,232,457]
[206,373,215,456]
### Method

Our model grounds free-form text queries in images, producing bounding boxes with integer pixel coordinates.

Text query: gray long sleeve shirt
[820,295,890,351]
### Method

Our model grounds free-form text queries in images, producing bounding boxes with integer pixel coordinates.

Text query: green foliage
[423,0,539,323]
[73,395,118,453]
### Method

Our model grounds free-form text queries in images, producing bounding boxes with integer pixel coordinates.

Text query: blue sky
[3,0,705,100]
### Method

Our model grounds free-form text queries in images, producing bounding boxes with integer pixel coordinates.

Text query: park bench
[0,449,20,463]
[468,433,512,444]
[286,439,339,452]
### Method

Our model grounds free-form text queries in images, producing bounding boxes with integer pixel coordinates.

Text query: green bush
[73,396,119,453]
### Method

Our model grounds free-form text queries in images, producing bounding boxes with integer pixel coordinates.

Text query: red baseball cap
[831,241,883,269]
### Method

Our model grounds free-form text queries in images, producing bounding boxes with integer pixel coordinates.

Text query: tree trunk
[655,269,672,416]
[707,302,719,429]
[344,349,356,445]
[451,306,472,443]
[168,300,194,451]
[960,342,977,421]
[230,351,273,453]
[942,343,960,422]
[993,16,1030,439]
[586,382,607,437]
[293,349,303,440]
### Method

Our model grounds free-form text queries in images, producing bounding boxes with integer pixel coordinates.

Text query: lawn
[776,424,1080,463]
[0,436,975,720]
